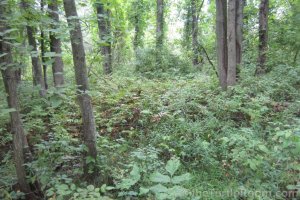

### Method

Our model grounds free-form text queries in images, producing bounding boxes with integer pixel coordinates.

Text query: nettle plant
[116,157,192,199]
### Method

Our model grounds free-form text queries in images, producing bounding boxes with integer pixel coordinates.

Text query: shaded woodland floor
[0,64,300,199]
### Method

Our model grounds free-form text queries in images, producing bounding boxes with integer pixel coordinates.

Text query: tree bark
[48,0,65,87]
[0,3,38,198]
[156,0,164,50]
[21,0,46,96]
[227,0,237,86]
[256,0,269,75]
[236,0,244,66]
[95,1,112,75]
[40,0,48,89]
[63,0,98,182]
[191,0,200,66]
[132,0,144,52]
[216,0,228,89]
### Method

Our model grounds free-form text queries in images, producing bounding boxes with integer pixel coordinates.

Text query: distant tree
[63,0,98,182]
[156,0,164,50]
[0,2,38,198]
[216,0,228,89]
[256,0,269,75]
[40,0,48,89]
[227,0,237,86]
[191,0,204,66]
[156,0,165,66]
[48,0,65,87]
[21,0,46,96]
[130,0,147,52]
[236,0,244,67]
[95,1,112,75]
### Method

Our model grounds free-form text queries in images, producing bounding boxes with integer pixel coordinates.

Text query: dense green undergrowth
[0,64,300,199]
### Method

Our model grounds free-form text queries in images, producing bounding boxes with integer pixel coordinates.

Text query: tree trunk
[40,0,48,89]
[63,0,98,183]
[256,0,269,75]
[95,1,112,75]
[21,0,46,96]
[216,0,228,89]
[48,0,65,87]
[191,0,200,66]
[236,0,244,66]
[156,0,164,50]
[133,0,144,52]
[227,0,237,86]
[0,3,38,199]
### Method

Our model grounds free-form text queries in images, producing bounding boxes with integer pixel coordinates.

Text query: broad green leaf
[130,164,141,181]
[117,165,140,189]
[139,187,150,195]
[167,185,189,198]
[87,185,95,191]
[150,172,171,183]
[0,53,7,58]
[258,145,269,153]
[165,157,180,176]
[171,173,191,184]
[149,184,168,193]
[249,161,257,170]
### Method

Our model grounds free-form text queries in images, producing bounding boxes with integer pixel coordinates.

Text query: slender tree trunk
[63,0,98,182]
[21,0,46,96]
[133,0,143,53]
[227,0,237,86]
[133,15,141,51]
[95,1,112,75]
[191,0,200,66]
[216,0,228,89]
[156,0,164,66]
[156,0,164,50]
[40,0,48,89]
[48,0,65,87]
[236,0,244,66]
[256,0,269,75]
[0,3,38,199]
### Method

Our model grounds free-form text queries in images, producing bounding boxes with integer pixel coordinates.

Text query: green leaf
[130,164,141,181]
[0,53,7,58]
[139,187,150,195]
[141,109,152,114]
[249,161,257,170]
[167,185,189,198]
[171,173,191,184]
[0,108,16,116]
[117,165,141,189]
[87,185,95,191]
[258,145,269,153]
[165,157,180,176]
[149,184,168,193]
[150,172,171,183]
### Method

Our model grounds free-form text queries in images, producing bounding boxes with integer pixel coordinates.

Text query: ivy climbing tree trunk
[256,0,269,75]
[0,2,38,199]
[21,0,46,96]
[63,0,98,183]
[227,0,237,86]
[216,0,228,89]
[48,0,65,87]
[95,1,112,75]
[40,0,48,89]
